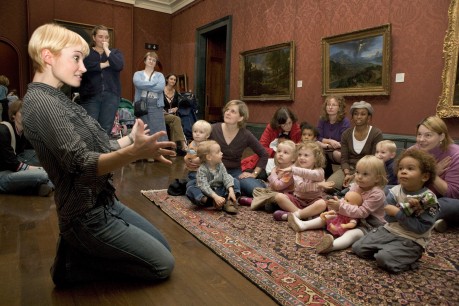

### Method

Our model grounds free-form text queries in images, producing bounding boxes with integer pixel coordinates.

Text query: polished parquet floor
[0,157,278,306]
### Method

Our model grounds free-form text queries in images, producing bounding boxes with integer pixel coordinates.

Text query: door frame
[194,15,232,120]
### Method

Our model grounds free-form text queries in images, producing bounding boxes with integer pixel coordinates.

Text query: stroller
[177,92,198,142]
[111,98,135,138]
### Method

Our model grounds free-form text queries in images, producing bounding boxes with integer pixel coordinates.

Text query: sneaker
[223,200,238,214]
[434,219,448,233]
[316,234,334,254]
[287,214,303,232]
[273,210,288,221]
[238,196,252,206]
[38,184,54,197]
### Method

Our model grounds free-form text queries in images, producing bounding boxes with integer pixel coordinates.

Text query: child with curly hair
[272,141,328,221]
[352,149,438,273]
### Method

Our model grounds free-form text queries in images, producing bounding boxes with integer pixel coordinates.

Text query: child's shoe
[287,213,303,232]
[238,196,252,206]
[434,219,448,232]
[273,210,288,221]
[223,200,238,214]
[315,234,334,254]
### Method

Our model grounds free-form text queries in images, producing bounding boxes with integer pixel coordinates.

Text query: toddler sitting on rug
[290,155,387,254]
[185,140,241,214]
[352,149,439,273]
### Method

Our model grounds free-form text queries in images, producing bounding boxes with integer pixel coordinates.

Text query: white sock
[332,229,364,251]
[292,215,324,231]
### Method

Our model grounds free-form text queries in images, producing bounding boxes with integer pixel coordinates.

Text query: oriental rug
[142,189,459,306]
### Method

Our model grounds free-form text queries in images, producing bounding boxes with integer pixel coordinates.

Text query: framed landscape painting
[322,24,391,96]
[240,41,295,101]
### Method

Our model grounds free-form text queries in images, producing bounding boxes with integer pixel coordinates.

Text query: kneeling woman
[23,23,175,287]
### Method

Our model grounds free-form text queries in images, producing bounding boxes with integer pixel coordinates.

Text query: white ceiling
[114,0,195,14]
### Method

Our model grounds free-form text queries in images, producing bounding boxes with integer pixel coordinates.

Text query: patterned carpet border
[142,189,459,306]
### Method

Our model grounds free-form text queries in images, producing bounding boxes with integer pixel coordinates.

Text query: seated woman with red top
[241,107,301,178]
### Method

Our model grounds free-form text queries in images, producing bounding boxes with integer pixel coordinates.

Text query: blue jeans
[226,167,266,197]
[186,178,241,206]
[60,200,174,282]
[80,91,120,135]
[437,197,459,226]
[0,168,50,195]
[139,101,168,142]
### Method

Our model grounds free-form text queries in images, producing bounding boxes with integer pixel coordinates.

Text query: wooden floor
[0,157,278,306]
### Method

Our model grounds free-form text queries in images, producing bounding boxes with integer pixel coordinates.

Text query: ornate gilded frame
[437,0,459,118]
[240,41,295,101]
[322,24,391,96]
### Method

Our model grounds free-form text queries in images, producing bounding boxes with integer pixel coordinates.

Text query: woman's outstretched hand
[132,119,176,164]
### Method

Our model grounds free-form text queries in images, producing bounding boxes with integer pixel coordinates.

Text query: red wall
[169,0,459,138]
[1,0,458,138]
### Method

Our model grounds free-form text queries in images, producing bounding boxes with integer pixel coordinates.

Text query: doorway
[0,37,22,98]
[195,16,232,122]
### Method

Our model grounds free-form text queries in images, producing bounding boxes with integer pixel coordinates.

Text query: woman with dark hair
[327,101,383,190]
[241,107,301,175]
[317,95,351,178]
[411,116,459,232]
[79,25,124,135]
[163,73,188,154]
[0,99,53,196]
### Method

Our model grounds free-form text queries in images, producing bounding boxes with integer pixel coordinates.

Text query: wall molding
[114,0,195,14]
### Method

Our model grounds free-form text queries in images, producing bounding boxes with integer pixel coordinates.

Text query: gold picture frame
[54,19,115,47]
[322,24,391,96]
[239,41,295,101]
[437,0,459,118]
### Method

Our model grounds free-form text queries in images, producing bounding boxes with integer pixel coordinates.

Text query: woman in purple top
[317,95,351,178]
[411,116,459,231]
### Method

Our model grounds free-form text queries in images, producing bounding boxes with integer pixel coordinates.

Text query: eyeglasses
[147,58,157,62]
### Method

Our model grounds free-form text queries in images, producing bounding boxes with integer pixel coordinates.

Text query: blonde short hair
[296,141,326,168]
[223,100,248,128]
[28,23,89,73]
[197,140,218,163]
[275,140,297,166]
[376,140,397,153]
[355,155,388,188]
[192,120,212,138]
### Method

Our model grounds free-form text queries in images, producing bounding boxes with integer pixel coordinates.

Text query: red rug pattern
[142,189,459,306]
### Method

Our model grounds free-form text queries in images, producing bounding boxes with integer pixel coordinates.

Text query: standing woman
[133,52,168,142]
[23,23,175,287]
[317,95,351,178]
[327,101,383,190]
[79,25,124,135]
[411,116,459,231]
[163,73,188,154]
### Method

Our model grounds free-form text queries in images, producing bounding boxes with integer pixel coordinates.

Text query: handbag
[134,99,148,117]
[134,71,155,117]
